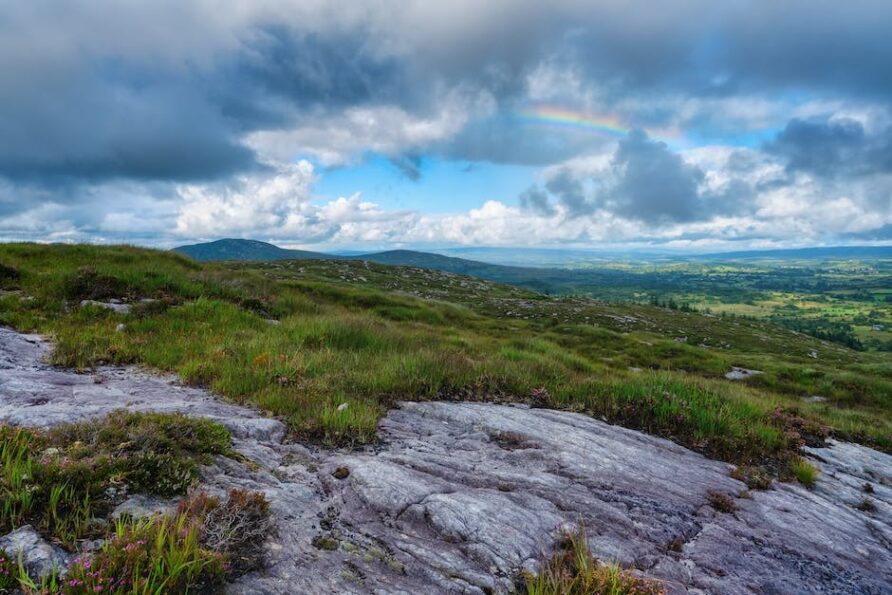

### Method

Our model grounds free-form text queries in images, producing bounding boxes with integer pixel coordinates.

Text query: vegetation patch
[522,530,664,595]
[706,490,738,514]
[59,266,130,301]
[0,550,17,592]
[1,412,231,548]
[0,262,20,289]
[1,243,890,472]
[788,458,819,489]
[62,488,270,594]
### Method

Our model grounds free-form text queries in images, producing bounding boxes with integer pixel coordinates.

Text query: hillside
[174,239,892,351]
[1,243,889,460]
[174,238,331,261]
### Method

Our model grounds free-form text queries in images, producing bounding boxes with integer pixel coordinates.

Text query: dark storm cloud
[545,169,588,216]
[766,118,892,178]
[0,13,409,186]
[517,132,734,224]
[4,0,892,186]
[605,132,705,223]
[232,25,407,111]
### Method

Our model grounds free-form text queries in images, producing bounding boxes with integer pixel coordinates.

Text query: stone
[112,495,176,520]
[724,366,763,380]
[802,395,827,403]
[79,300,131,314]
[0,526,71,578]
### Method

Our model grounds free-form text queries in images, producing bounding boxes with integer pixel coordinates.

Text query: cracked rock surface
[1,326,890,593]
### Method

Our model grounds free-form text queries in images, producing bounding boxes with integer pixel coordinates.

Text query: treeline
[648,296,696,312]
[768,316,865,350]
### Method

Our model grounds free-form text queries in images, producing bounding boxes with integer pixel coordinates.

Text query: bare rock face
[1,327,891,594]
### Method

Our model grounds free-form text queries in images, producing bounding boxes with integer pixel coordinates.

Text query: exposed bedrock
[1,327,890,594]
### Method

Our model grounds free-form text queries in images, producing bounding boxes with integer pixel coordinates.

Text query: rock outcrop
[1,327,890,593]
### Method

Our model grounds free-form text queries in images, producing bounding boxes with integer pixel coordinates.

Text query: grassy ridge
[0,243,889,466]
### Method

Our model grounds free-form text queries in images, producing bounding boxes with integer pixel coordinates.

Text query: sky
[1,0,892,252]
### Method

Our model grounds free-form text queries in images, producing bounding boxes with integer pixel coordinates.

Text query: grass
[789,458,819,488]
[1,407,270,592]
[1,411,231,548]
[0,243,890,468]
[522,530,663,595]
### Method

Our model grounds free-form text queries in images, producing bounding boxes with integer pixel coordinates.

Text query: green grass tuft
[523,529,663,595]
[789,458,819,488]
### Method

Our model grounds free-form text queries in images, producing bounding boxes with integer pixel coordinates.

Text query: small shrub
[1,413,232,547]
[770,407,830,448]
[177,489,272,576]
[706,490,737,513]
[0,263,20,288]
[0,550,17,592]
[730,466,772,490]
[523,530,664,595]
[855,498,876,512]
[789,458,819,488]
[60,266,128,301]
[64,512,225,594]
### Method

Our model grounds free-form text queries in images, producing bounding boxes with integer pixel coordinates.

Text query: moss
[0,550,18,592]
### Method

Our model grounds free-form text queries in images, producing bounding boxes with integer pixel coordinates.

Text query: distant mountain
[174,239,331,261]
[173,240,570,293]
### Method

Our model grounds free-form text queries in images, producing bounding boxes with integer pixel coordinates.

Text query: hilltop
[174,238,332,261]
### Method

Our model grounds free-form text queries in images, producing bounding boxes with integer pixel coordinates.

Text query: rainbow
[519,106,631,139]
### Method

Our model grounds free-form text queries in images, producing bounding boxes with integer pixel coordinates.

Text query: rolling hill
[174,238,332,262]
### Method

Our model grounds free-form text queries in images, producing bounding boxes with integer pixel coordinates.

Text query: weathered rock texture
[1,327,890,593]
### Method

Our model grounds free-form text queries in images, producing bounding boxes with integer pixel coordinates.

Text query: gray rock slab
[1,326,890,594]
[0,526,71,578]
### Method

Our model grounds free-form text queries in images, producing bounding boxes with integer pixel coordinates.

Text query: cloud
[519,186,556,217]
[2,0,892,248]
[604,131,705,223]
[766,117,892,178]
[175,160,319,238]
[517,132,712,224]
